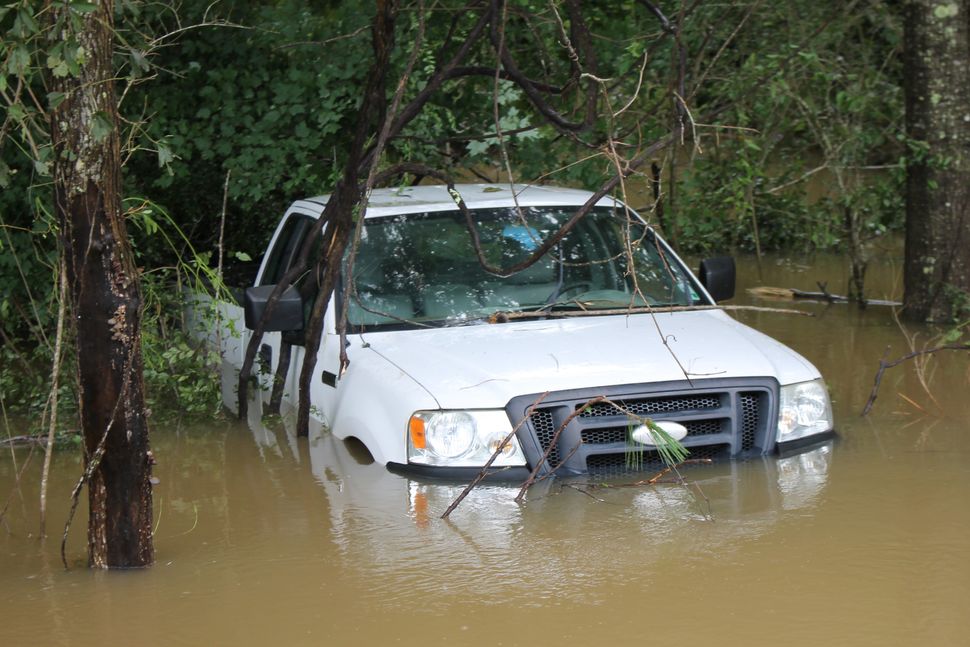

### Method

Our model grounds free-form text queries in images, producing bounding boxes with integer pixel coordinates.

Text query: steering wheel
[553,282,593,301]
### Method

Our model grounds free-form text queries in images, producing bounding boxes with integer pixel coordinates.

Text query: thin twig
[645,458,713,484]
[215,169,231,353]
[861,343,970,416]
[40,254,68,538]
[61,423,111,569]
[561,483,610,503]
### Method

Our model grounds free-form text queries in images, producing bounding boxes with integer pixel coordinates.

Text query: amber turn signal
[408,415,426,449]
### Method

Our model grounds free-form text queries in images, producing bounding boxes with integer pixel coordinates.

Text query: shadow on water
[2,246,969,646]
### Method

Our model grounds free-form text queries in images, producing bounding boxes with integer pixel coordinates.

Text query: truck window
[346,206,700,328]
[260,214,313,286]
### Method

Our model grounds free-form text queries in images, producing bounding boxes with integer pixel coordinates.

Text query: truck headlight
[408,410,527,467]
[777,379,833,443]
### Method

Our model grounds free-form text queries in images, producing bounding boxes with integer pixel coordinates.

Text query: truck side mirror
[699,256,736,302]
[243,285,304,331]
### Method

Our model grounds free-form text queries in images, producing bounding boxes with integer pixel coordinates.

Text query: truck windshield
[346,206,702,328]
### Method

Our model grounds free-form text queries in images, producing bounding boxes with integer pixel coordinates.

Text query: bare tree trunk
[903,0,970,322]
[49,0,154,568]
[845,204,868,304]
[267,341,291,415]
[294,0,398,436]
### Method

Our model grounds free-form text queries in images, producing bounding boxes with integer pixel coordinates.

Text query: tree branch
[862,344,970,416]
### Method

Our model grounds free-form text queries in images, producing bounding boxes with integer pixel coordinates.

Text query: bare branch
[862,344,970,416]
[444,66,563,93]
[635,0,676,33]
[487,0,597,135]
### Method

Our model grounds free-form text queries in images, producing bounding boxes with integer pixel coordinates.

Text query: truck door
[255,209,340,422]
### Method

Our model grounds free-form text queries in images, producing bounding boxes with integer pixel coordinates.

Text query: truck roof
[299,183,618,217]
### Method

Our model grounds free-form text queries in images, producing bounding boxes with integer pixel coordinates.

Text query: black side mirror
[699,256,736,302]
[243,285,304,331]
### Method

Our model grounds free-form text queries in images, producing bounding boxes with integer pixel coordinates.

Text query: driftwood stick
[862,343,970,416]
[490,303,814,323]
[645,458,713,484]
[1,434,50,447]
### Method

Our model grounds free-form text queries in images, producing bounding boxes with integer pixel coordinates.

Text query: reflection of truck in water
[193,184,834,478]
[243,408,834,600]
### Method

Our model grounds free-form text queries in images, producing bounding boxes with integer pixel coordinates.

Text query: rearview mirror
[699,256,735,303]
[243,285,304,331]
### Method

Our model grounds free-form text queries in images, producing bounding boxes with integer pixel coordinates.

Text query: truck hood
[360,311,819,409]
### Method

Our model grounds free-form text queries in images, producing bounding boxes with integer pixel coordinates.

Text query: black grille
[509,378,776,476]
[581,427,628,445]
[529,409,561,467]
[686,419,726,436]
[580,419,727,445]
[579,394,721,418]
[586,451,666,472]
[740,393,760,451]
[585,444,732,473]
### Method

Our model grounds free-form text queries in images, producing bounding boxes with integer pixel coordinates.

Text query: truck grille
[508,378,777,476]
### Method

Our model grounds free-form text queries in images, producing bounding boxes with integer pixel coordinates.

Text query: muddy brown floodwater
[3,242,969,647]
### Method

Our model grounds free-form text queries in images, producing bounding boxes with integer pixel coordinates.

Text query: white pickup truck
[199,183,833,479]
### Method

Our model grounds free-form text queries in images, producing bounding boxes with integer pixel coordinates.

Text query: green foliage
[126,198,231,419]
[0,194,60,421]
[0,199,228,424]
[625,418,690,471]
[939,288,970,325]
[0,344,63,416]
[664,1,904,254]
[112,0,911,261]
[125,1,374,260]
[140,273,223,420]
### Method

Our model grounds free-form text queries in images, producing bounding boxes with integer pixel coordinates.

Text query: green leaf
[14,9,40,38]
[52,60,70,78]
[6,47,31,76]
[129,48,150,75]
[232,251,252,262]
[136,209,159,236]
[941,327,963,344]
[934,3,959,19]
[33,159,51,176]
[69,2,98,14]
[157,142,174,168]
[47,92,66,110]
[90,111,114,143]
[6,104,25,123]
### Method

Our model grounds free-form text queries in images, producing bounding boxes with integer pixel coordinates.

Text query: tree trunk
[903,0,970,322]
[49,0,154,568]
[294,0,397,437]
